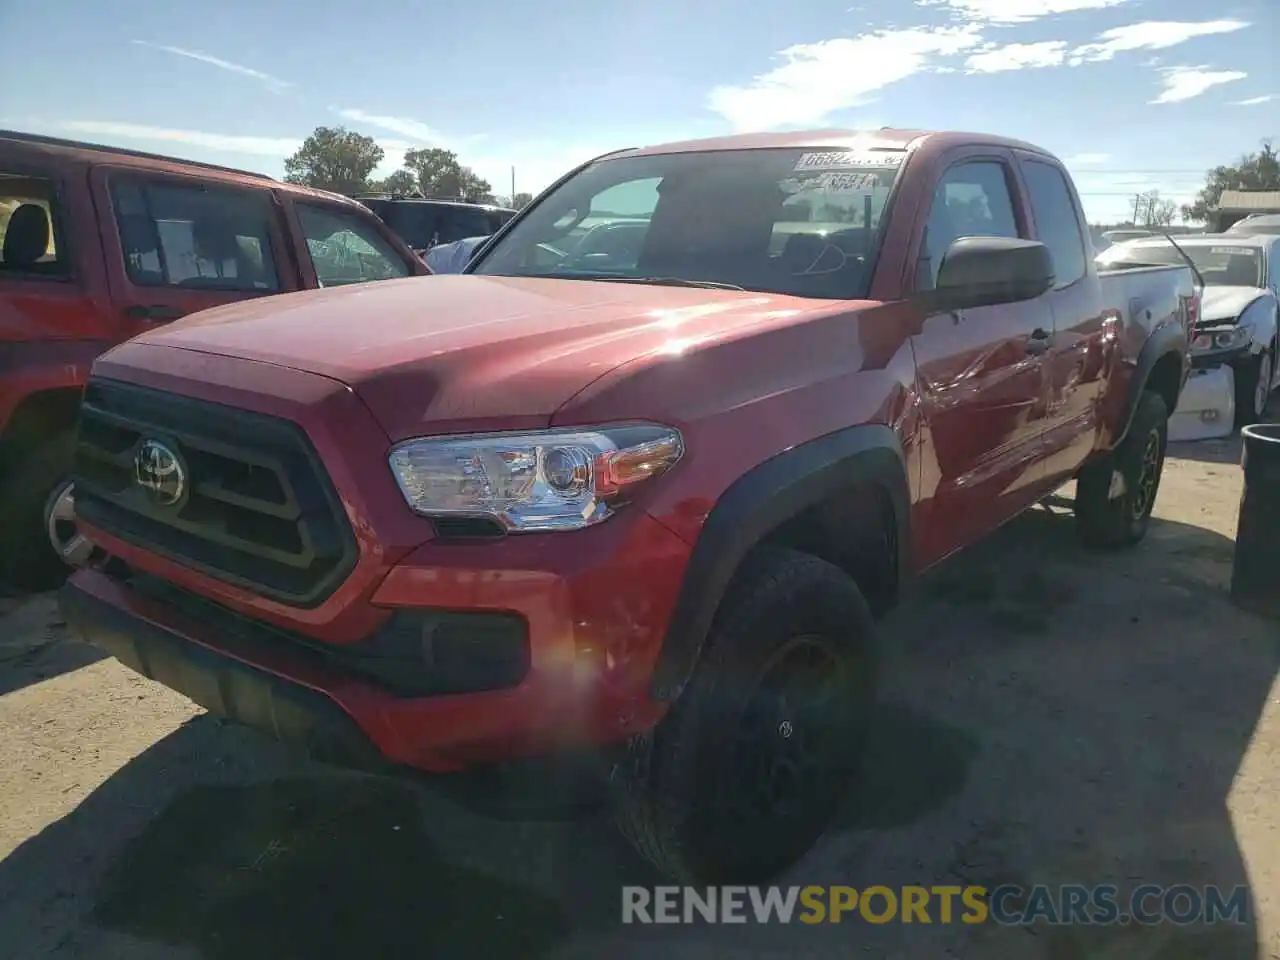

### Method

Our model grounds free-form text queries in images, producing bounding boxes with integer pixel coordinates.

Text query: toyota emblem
[134,439,186,506]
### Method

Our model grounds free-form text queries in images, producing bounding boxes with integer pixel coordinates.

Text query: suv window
[111,179,280,291]
[437,207,493,244]
[0,171,68,278]
[918,161,1020,291]
[297,203,411,286]
[1022,159,1087,288]
[486,209,515,233]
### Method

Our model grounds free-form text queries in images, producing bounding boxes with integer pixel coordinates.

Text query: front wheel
[0,433,94,590]
[1074,390,1169,550]
[611,548,880,884]
[1233,347,1274,429]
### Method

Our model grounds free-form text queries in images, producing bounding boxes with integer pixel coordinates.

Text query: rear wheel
[1074,390,1168,549]
[0,432,94,590]
[611,548,880,884]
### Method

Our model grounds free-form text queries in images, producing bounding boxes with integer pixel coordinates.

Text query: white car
[1097,234,1280,432]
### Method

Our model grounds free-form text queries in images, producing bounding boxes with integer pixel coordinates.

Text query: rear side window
[296,203,412,287]
[918,161,1020,291]
[385,204,440,250]
[0,170,69,278]
[1022,160,1087,288]
[111,179,280,291]
[437,207,493,244]
[486,210,514,232]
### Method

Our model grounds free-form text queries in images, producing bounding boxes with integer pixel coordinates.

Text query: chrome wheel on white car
[1255,350,1273,418]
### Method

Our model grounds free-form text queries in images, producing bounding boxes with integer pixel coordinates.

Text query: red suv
[0,130,428,588]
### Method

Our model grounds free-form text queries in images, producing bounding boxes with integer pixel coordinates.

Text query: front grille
[73,378,357,607]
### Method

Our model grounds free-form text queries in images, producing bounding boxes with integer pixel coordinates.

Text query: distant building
[1212,190,1280,231]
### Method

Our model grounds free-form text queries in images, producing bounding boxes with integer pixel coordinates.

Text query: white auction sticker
[806,171,882,191]
[794,150,905,171]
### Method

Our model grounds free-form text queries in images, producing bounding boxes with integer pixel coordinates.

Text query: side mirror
[928,237,1055,313]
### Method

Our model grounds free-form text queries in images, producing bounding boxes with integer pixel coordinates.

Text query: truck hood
[1200,285,1267,324]
[130,275,832,439]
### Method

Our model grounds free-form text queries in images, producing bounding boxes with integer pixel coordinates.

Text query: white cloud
[1064,152,1111,164]
[1232,94,1275,106]
[51,120,300,156]
[1069,20,1249,64]
[709,26,982,131]
[131,41,293,93]
[922,0,1134,25]
[962,20,1252,76]
[1149,66,1246,104]
[335,108,446,144]
[965,41,1067,73]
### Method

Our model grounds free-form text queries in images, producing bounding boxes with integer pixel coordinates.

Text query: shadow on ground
[0,493,1273,959]
[1168,436,1245,466]
[0,591,105,697]
[91,777,569,960]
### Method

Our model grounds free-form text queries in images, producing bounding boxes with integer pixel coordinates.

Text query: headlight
[388,424,684,532]
[1192,325,1251,353]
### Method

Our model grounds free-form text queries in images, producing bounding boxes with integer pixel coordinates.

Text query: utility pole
[1132,193,1143,225]
[511,166,516,207]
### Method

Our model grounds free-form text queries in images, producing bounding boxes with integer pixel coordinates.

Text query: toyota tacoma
[59,129,1197,883]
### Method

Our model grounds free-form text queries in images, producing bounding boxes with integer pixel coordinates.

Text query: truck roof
[0,128,366,209]
[621,128,1060,161]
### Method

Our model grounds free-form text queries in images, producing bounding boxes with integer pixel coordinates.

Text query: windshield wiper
[592,276,746,291]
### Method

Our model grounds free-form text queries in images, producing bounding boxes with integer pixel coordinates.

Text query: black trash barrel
[1231,423,1280,619]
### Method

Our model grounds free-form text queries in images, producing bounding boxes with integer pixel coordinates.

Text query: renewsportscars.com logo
[622,884,1251,926]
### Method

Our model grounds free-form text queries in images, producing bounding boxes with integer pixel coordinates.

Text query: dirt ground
[1,437,1278,960]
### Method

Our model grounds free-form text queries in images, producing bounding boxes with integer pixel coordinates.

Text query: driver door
[91,166,298,336]
[909,151,1055,565]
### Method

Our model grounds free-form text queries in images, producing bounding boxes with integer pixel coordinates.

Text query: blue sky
[1,0,1275,223]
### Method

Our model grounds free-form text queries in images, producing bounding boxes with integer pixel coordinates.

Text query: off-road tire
[611,547,880,884]
[0,431,80,590]
[1075,389,1169,550]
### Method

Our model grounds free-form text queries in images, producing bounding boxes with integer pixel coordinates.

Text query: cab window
[917,161,1020,291]
[1022,159,1087,288]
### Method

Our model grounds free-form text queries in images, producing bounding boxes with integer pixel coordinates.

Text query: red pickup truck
[59,129,1196,884]
[0,130,428,588]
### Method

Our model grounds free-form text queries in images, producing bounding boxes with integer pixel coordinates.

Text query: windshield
[1098,242,1265,287]
[469,147,906,300]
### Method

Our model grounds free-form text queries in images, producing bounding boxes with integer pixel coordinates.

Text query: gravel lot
[1,436,1278,960]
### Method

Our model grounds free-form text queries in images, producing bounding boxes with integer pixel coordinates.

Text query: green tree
[511,192,533,210]
[284,126,384,195]
[403,147,493,202]
[1181,140,1279,223]
[374,169,419,195]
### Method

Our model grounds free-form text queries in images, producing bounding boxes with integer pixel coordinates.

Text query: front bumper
[60,574,390,772]
[62,506,691,774]
[1190,343,1252,370]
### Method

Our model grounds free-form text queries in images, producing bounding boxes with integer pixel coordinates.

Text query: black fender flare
[1116,321,1188,446]
[649,424,911,702]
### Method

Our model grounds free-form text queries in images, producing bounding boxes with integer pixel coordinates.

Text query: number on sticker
[794,150,905,172]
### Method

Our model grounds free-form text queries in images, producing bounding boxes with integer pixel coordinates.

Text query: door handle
[1025,329,1052,355]
[125,304,186,322]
